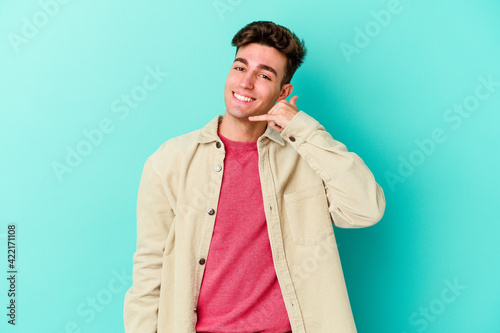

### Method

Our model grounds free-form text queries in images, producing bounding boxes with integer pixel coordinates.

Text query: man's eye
[260,74,271,80]
[234,67,244,71]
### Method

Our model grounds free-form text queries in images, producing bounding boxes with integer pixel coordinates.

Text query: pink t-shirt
[195,131,291,333]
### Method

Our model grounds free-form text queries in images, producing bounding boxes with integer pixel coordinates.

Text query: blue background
[1,0,499,332]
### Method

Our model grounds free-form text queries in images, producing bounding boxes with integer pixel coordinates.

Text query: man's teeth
[234,92,255,102]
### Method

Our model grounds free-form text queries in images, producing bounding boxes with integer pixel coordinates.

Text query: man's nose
[239,72,254,89]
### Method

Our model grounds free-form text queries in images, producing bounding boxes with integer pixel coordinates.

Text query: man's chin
[225,108,255,120]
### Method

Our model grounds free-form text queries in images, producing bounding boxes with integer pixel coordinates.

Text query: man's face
[223,43,291,120]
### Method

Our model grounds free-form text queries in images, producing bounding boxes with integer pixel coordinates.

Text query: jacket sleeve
[280,111,386,228]
[124,157,175,332]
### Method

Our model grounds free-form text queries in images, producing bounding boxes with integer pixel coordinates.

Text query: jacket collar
[197,114,285,146]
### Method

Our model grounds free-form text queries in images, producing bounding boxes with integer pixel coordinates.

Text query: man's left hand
[248,95,299,132]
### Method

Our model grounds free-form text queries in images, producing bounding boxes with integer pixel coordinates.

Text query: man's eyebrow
[234,57,278,78]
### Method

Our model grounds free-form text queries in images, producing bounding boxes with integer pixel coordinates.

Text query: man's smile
[233,91,256,103]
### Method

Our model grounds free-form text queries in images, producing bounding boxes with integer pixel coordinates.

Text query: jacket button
[289,136,296,142]
[216,142,221,148]
[199,258,206,265]
[194,307,197,312]
[214,164,222,172]
[207,208,215,215]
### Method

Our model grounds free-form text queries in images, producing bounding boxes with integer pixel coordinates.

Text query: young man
[124,21,385,333]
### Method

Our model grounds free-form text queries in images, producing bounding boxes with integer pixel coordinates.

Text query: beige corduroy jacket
[124,111,386,332]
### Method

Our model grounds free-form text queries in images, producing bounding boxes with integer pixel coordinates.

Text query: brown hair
[231,21,307,87]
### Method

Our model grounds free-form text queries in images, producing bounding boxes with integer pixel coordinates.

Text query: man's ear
[277,83,293,102]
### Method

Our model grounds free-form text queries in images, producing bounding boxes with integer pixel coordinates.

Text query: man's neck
[218,114,267,142]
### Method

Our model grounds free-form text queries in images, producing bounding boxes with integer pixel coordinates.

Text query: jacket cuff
[280,111,321,148]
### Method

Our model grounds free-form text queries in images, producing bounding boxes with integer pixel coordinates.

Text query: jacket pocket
[283,185,334,245]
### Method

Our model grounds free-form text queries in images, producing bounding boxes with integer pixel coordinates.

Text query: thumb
[290,95,299,107]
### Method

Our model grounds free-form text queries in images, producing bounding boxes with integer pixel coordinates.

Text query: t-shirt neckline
[217,130,258,150]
